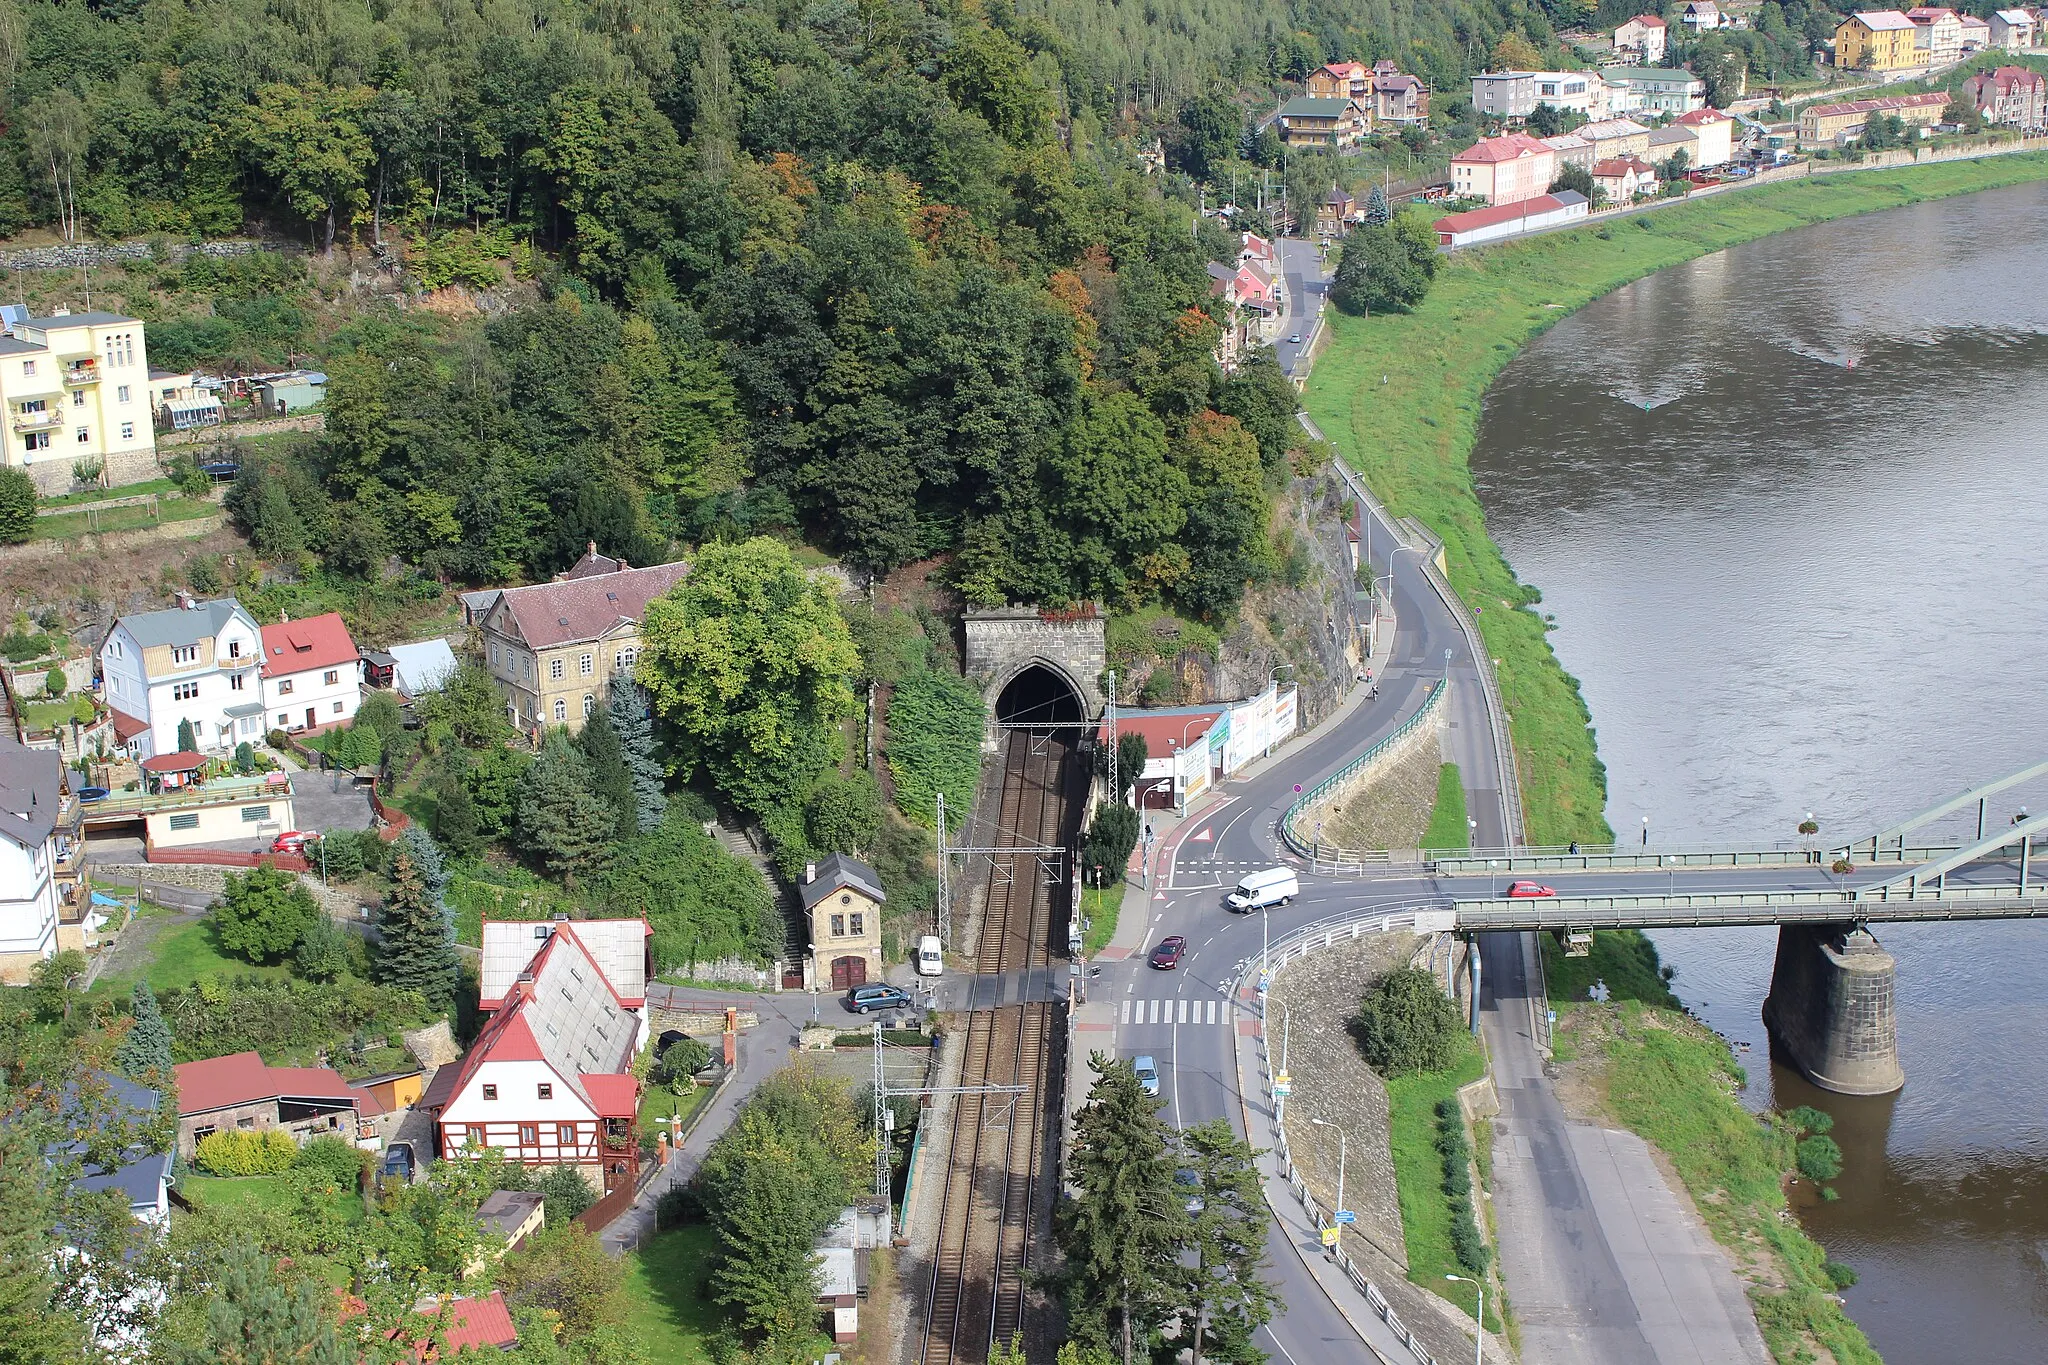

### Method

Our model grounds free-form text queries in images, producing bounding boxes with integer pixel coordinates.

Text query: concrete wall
[962,608,1107,717]
[1761,923,1904,1095]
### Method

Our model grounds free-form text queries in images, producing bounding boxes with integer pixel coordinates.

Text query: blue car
[1134,1056,1160,1097]
[845,984,913,1014]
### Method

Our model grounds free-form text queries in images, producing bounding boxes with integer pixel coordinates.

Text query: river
[1466,180,2048,1364]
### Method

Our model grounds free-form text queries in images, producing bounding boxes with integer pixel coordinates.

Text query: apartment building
[1989,9,2036,49]
[1906,6,1965,64]
[0,743,70,982]
[460,544,690,735]
[1835,12,1923,71]
[1277,96,1370,149]
[1963,65,2047,128]
[1674,107,1737,167]
[100,596,266,758]
[0,310,158,495]
[1450,133,1558,206]
[1603,67,1709,115]
[1614,14,1668,63]
[1798,90,1950,142]
[259,612,363,736]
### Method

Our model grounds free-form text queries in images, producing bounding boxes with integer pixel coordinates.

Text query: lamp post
[1445,1274,1486,1365]
[1310,1117,1351,1252]
[1641,815,1650,848]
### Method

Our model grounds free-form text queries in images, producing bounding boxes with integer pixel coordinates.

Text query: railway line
[920,727,1076,1365]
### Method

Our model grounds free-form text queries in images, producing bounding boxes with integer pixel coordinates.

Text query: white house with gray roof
[99,595,265,759]
[0,743,65,980]
[0,309,158,494]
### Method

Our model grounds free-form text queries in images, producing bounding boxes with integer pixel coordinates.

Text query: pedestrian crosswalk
[1121,997,1229,1026]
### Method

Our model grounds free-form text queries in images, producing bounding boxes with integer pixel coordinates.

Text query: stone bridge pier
[1761,922,1905,1095]
[962,607,1106,740]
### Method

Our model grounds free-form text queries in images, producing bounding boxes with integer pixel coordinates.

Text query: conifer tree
[114,980,173,1081]
[515,736,616,888]
[169,1240,349,1365]
[396,824,451,930]
[176,717,197,753]
[1364,183,1391,227]
[608,682,667,832]
[375,837,460,1010]
[577,707,637,842]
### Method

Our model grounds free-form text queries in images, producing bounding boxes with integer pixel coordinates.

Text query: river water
[1467,180,2048,1364]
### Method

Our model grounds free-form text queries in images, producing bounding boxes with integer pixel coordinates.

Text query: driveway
[284,765,378,836]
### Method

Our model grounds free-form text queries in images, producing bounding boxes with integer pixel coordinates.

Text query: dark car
[845,984,914,1014]
[1505,880,1556,899]
[655,1029,688,1056]
[381,1141,416,1183]
[1149,935,1187,970]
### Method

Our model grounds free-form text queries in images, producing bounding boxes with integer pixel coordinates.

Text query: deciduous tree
[239,82,376,253]
[0,468,34,545]
[216,867,318,965]
[1353,966,1464,1075]
[1331,213,1440,316]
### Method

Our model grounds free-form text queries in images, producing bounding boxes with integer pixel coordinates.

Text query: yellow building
[459,544,690,736]
[0,310,159,495]
[1835,11,1922,71]
[801,854,886,992]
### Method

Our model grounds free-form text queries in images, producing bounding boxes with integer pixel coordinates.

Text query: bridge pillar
[1761,923,1904,1096]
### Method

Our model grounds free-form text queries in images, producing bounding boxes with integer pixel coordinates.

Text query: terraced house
[0,309,158,494]
[461,544,689,736]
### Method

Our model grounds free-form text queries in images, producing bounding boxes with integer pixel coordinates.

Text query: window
[332,700,344,714]
[488,643,498,666]
[550,658,564,680]
[117,384,130,402]
[519,1123,539,1146]
[241,805,270,823]
[579,652,593,675]
[615,646,637,672]
[278,679,293,695]
[839,893,851,905]
[276,713,289,726]
[171,644,198,666]
[482,1084,498,1101]
[229,673,244,691]
[558,1123,576,1145]
[538,1083,553,1100]
[228,640,241,659]
[168,813,199,831]
[23,432,48,451]
[465,1124,486,1147]
[172,681,199,701]
[582,694,595,717]
[72,390,86,407]
[850,912,865,936]
[193,1125,215,1142]
[75,425,89,443]
[830,914,846,937]
[21,361,33,376]
[554,698,567,722]
[323,670,338,685]
[240,717,258,735]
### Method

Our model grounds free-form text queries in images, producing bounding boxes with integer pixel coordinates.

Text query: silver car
[1134,1055,1160,1097]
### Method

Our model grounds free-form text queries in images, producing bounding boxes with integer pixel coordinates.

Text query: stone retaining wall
[0,239,270,272]
[95,862,228,894]
[0,511,224,564]
[1291,694,1446,858]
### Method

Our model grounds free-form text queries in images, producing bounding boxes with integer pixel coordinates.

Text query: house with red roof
[259,611,362,737]
[1964,65,2047,129]
[1673,107,1735,167]
[171,1051,366,1158]
[1614,14,1667,64]
[425,915,650,1194]
[343,1290,521,1359]
[1450,133,1558,206]
[1097,709,1223,811]
[459,544,690,737]
[1305,60,1370,103]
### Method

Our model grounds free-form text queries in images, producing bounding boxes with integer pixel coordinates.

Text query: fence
[575,1154,660,1236]
[145,845,310,874]
[1252,904,1458,1365]
[1279,680,1449,863]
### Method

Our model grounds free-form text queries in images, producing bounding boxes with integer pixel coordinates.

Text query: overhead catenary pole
[936,791,948,953]
[1106,669,1118,806]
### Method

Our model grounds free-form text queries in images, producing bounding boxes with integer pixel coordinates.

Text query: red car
[271,831,309,854]
[1505,880,1556,899]
[1149,936,1187,970]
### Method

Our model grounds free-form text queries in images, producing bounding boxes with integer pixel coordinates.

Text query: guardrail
[1453,887,2048,931]
[1280,679,1448,862]
[1247,902,1461,1365]
[1424,842,1955,873]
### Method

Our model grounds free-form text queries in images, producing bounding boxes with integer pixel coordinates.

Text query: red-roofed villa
[260,611,363,736]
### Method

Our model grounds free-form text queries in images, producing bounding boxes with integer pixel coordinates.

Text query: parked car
[381,1141,416,1183]
[654,1029,687,1055]
[1134,1055,1161,1097]
[1505,880,1556,898]
[271,830,309,854]
[915,934,944,977]
[845,984,913,1014]
[1148,936,1186,970]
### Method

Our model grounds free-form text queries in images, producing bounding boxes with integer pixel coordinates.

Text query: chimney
[587,540,597,558]
[174,589,195,610]
[553,911,570,922]
[279,610,289,623]
[804,862,817,884]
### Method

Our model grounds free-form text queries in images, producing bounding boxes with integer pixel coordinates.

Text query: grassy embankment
[1384,1033,1490,1321]
[1562,1003,1880,1365]
[1303,150,2048,851]
[1420,762,1468,850]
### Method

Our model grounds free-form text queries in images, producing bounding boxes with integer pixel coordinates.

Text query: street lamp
[1641,815,1650,848]
[1310,1117,1351,1251]
[1444,1274,1486,1365]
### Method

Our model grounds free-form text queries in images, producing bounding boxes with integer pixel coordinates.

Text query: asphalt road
[1273,237,1328,377]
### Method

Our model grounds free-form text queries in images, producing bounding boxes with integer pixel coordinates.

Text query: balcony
[64,360,100,386]
[12,408,62,433]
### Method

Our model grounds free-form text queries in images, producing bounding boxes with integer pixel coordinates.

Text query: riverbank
[1551,1002,1880,1365]
[1302,150,2048,845]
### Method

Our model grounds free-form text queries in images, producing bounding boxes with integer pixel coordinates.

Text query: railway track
[921,728,1075,1365]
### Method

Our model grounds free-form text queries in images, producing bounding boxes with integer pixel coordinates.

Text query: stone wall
[962,608,1106,716]
[1289,686,1447,859]
[22,446,158,497]
[1761,923,1904,1095]
[0,238,270,272]
[96,862,228,894]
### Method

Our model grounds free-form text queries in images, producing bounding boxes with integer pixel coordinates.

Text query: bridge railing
[1421,843,1961,875]
[1279,682,1448,862]
[1452,884,2048,931]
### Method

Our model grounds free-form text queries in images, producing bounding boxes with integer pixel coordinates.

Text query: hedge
[194,1128,300,1176]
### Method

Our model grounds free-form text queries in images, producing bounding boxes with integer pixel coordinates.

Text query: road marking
[1150,999,1162,1024]
[1178,999,1190,1024]
[1189,828,1213,842]
[1121,998,1131,1024]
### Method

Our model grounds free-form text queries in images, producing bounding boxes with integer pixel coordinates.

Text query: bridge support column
[1761,923,1904,1096]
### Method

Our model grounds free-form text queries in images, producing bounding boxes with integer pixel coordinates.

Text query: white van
[1226,868,1299,913]
[915,935,944,977]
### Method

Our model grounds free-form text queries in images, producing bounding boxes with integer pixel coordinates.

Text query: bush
[1080,803,1140,887]
[654,1036,713,1093]
[306,831,368,882]
[193,1128,300,1176]
[233,740,255,774]
[1435,1098,1490,1274]
[215,866,319,964]
[884,667,986,829]
[1782,1105,1833,1137]
[536,1164,596,1220]
[293,914,356,981]
[43,667,65,699]
[1353,967,1463,1077]
[654,1184,698,1230]
[0,467,35,544]
[1825,1260,1859,1289]
[293,1135,370,1190]
[1796,1134,1843,1183]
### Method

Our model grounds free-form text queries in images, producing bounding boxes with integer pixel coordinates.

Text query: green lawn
[619,1224,725,1363]
[1583,1004,1880,1365]
[36,475,179,508]
[1541,927,1679,1010]
[179,1173,365,1226]
[33,495,218,541]
[100,910,292,994]
[638,1080,714,1150]
[1080,884,1120,956]
[19,695,96,729]
[1384,1033,1489,1321]
[1304,151,2048,846]
[1420,763,1469,852]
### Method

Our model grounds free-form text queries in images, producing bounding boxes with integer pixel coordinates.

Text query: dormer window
[171,645,198,666]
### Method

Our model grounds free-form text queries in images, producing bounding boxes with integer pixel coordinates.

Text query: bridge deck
[1453,887,2048,931]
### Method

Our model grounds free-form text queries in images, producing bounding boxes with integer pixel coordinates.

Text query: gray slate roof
[801,853,887,909]
[0,742,60,849]
[114,599,252,651]
[25,311,139,328]
[58,1072,171,1217]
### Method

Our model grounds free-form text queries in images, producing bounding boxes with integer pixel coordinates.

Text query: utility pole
[873,1021,892,1206]
[1106,669,1119,807]
[935,792,949,953]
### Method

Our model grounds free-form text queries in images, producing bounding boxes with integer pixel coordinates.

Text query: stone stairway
[708,817,798,964]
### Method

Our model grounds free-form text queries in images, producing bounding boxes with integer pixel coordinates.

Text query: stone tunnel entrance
[995,664,1086,726]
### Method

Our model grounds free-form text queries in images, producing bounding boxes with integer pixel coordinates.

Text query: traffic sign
[1272,1072,1291,1097]
[1320,1226,1340,1247]
[1334,1210,1356,1225]
[1293,784,1303,794]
